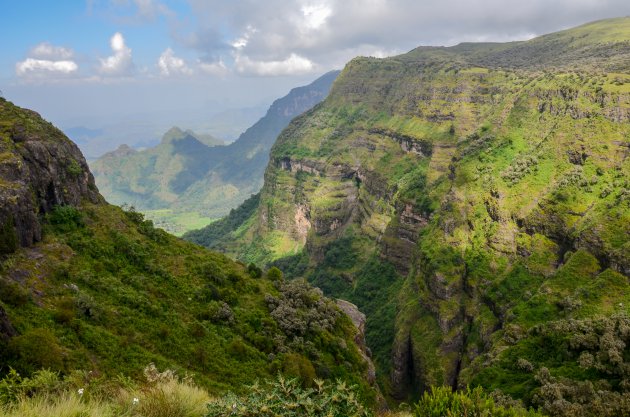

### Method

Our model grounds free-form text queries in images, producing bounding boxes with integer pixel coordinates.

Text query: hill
[0,98,377,400]
[187,17,630,414]
[91,71,340,235]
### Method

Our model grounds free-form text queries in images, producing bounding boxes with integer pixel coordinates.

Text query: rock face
[221,18,630,403]
[336,299,376,383]
[0,99,101,250]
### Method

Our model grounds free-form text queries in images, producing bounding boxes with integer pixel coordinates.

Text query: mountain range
[91,71,340,235]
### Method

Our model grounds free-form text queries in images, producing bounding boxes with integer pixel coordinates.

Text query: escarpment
[188,18,630,406]
[0,99,101,251]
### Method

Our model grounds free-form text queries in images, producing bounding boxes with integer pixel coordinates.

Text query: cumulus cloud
[99,32,134,76]
[30,42,75,60]
[15,42,78,79]
[185,0,630,75]
[234,53,315,76]
[158,48,193,76]
[16,59,78,77]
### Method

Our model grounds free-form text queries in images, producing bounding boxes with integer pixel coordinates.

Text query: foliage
[206,374,372,417]
[0,202,371,398]
[0,218,17,255]
[265,279,339,340]
[183,193,260,248]
[0,364,209,417]
[414,386,543,417]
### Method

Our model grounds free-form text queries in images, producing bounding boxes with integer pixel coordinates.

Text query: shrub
[0,280,29,307]
[46,205,84,233]
[266,267,283,282]
[247,263,263,278]
[0,218,18,255]
[265,279,339,339]
[206,374,371,417]
[281,353,317,387]
[7,329,64,373]
[414,386,543,417]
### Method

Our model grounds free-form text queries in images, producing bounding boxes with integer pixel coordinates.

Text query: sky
[1,0,630,146]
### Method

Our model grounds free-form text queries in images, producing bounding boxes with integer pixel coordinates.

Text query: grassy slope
[0,100,375,403]
[211,17,630,407]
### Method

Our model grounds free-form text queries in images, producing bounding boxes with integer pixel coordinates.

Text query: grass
[143,209,215,236]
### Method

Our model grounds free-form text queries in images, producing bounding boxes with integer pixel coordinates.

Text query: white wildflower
[133,397,139,405]
[78,388,84,395]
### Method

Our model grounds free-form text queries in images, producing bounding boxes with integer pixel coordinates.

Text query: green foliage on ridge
[212,17,630,413]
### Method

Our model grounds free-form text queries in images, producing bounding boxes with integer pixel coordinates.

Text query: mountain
[186,17,630,413]
[0,98,377,400]
[91,71,340,235]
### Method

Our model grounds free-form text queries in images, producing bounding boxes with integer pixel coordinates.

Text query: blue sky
[2,0,629,153]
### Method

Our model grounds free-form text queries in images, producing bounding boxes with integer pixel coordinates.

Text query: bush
[7,329,64,373]
[46,205,84,233]
[266,267,283,282]
[0,280,29,307]
[281,353,317,387]
[0,218,18,255]
[206,374,372,417]
[414,386,543,417]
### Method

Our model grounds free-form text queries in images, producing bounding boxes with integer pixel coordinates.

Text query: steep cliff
[214,17,630,405]
[0,99,101,251]
[0,99,378,401]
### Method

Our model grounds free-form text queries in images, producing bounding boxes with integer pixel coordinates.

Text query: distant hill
[91,70,340,235]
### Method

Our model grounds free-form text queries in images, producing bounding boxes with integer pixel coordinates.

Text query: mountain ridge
[91,70,340,234]
[187,17,630,412]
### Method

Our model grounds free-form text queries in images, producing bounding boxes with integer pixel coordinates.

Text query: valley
[0,12,629,417]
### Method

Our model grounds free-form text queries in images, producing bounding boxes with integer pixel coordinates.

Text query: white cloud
[16,58,78,77]
[301,3,332,30]
[231,25,257,50]
[198,59,229,76]
[15,42,78,79]
[234,53,315,76]
[99,32,133,76]
[158,48,193,76]
[185,0,630,77]
[30,42,74,60]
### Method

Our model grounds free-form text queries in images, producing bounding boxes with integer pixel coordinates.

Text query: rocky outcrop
[336,299,376,384]
[369,128,433,157]
[278,157,325,176]
[0,99,101,249]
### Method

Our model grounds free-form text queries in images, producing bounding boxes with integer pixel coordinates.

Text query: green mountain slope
[0,98,377,400]
[197,17,630,412]
[91,71,339,235]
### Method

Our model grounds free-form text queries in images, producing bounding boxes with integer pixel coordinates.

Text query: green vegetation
[206,375,372,417]
[183,193,260,247]
[0,96,376,410]
[0,203,371,396]
[212,17,630,413]
[414,386,543,417]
